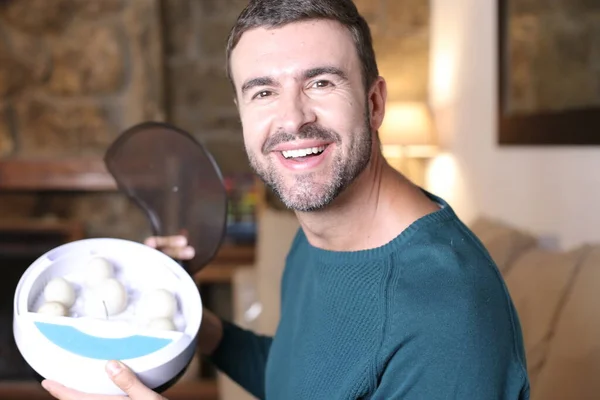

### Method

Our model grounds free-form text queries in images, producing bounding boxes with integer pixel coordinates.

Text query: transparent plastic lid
[104,121,228,275]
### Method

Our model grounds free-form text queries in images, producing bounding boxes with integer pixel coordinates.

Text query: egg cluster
[37,277,77,317]
[35,256,179,332]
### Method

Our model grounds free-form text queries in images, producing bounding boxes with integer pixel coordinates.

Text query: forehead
[230,19,359,85]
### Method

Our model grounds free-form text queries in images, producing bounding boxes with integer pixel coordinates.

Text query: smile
[273,142,333,172]
[281,146,327,159]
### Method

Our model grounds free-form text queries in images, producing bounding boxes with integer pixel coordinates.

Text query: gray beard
[248,111,372,212]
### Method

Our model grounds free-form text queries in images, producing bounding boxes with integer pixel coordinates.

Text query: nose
[275,90,316,134]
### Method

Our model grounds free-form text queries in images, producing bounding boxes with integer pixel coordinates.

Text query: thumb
[106,360,164,399]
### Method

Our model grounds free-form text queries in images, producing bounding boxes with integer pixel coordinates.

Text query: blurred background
[0,0,599,399]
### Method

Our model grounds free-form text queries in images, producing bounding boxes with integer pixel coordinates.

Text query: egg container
[13,238,202,395]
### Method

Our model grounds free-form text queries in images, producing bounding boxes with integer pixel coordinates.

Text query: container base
[29,355,193,394]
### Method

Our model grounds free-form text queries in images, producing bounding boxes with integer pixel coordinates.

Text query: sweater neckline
[302,190,457,264]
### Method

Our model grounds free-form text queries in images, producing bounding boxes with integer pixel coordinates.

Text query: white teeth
[282,146,326,159]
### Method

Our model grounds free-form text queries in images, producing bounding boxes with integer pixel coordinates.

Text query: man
[42,0,530,399]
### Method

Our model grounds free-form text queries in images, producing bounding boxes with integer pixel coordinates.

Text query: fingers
[40,362,165,400]
[144,235,195,260]
[144,235,187,248]
[106,360,165,400]
[161,244,195,260]
[41,380,127,400]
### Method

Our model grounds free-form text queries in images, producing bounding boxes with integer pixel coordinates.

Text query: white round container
[13,238,202,395]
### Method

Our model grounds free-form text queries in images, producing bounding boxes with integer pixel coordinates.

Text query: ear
[367,77,387,134]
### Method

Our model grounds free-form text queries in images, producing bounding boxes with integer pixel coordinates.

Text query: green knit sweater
[210,192,530,399]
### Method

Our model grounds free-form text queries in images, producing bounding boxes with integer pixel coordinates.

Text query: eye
[311,80,333,89]
[252,90,273,100]
[253,90,273,99]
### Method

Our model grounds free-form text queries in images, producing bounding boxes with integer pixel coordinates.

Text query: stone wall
[0,0,430,239]
[161,0,251,176]
[0,0,164,240]
[356,0,430,103]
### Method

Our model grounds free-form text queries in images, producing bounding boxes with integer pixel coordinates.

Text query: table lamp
[379,101,438,186]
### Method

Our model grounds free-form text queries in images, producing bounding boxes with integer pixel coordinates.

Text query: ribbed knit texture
[210,191,530,399]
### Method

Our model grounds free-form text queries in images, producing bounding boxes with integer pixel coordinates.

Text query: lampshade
[379,102,437,158]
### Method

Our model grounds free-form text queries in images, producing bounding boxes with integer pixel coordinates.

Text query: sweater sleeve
[207,319,273,399]
[369,328,529,400]
[370,244,530,399]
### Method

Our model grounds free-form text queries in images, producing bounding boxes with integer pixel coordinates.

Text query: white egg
[137,289,178,319]
[44,277,76,308]
[37,301,68,317]
[84,278,128,318]
[148,317,176,331]
[84,257,114,287]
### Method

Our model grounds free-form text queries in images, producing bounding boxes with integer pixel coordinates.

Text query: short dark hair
[225,0,379,92]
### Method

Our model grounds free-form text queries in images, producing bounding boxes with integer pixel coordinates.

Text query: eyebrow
[241,77,277,95]
[240,66,349,95]
[303,66,348,81]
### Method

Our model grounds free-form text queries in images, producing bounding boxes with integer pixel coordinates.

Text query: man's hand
[42,360,165,400]
[144,235,195,260]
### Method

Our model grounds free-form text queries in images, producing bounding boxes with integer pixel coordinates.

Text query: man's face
[230,19,373,212]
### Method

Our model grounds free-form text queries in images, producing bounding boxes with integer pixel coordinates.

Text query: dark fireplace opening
[0,221,84,381]
[0,254,38,381]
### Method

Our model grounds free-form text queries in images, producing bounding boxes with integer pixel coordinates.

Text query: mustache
[262,124,341,154]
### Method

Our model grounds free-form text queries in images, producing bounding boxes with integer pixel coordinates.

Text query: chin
[252,156,348,211]
[274,179,341,212]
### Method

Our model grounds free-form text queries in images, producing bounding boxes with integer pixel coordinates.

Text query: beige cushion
[470,216,537,275]
[503,245,592,388]
[530,245,600,400]
[254,208,300,335]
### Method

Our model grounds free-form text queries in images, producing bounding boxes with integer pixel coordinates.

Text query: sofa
[470,217,600,399]
[220,210,599,399]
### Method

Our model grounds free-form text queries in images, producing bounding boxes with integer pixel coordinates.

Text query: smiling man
[236,29,373,215]
[209,5,530,397]
[41,1,530,400]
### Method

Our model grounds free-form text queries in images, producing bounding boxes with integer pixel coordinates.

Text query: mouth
[272,143,333,171]
[281,145,327,160]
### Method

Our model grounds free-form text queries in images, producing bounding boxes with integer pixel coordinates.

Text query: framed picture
[497,0,600,145]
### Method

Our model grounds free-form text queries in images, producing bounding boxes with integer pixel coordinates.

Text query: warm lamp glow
[426,153,456,197]
[431,47,460,108]
[379,102,437,158]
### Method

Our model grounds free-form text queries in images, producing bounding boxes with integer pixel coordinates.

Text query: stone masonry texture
[0,0,429,241]
[0,0,164,240]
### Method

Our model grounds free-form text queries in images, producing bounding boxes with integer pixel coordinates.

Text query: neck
[295,150,440,252]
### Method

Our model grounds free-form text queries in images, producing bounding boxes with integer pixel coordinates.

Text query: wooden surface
[0,219,85,239]
[0,157,240,192]
[211,243,255,265]
[196,263,254,283]
[0,158,117,191]
[195,244,255,283]
[0,219,86,257]
[0,380,219,400]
